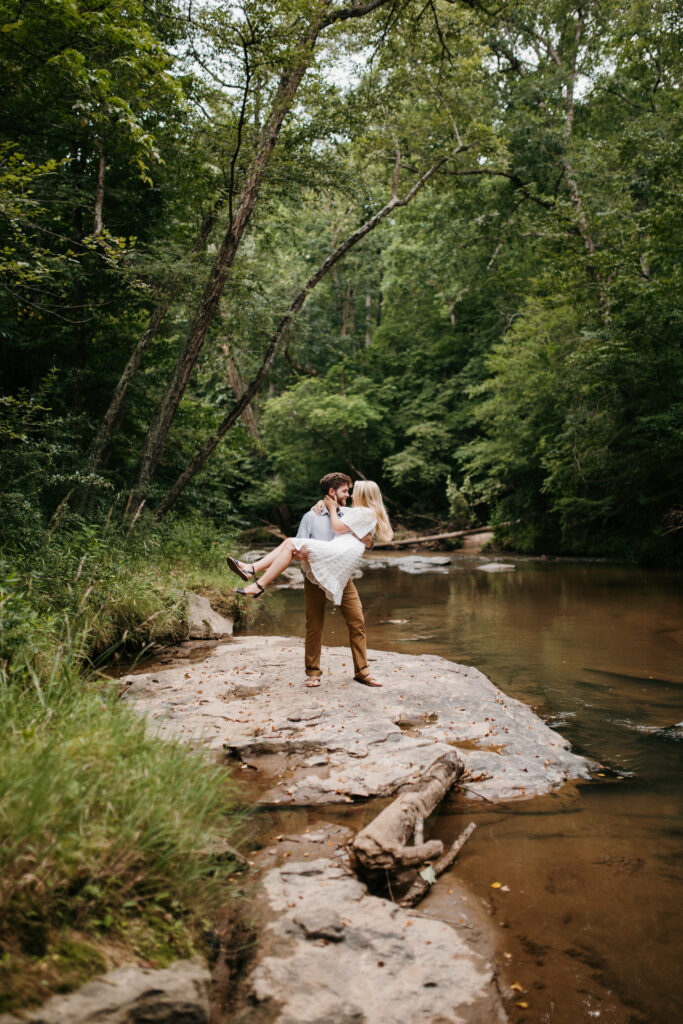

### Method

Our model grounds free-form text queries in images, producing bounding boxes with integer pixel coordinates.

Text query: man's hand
[292,544,308,560]
[361,532,373,550]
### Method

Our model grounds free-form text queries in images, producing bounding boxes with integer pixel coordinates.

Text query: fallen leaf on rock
[490,881,502,889]
[515,1001,529,1009]
[510,982,524,992]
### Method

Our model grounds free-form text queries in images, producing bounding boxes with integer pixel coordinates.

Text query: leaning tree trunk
[88,203,225,474]
[89,39,255,475]
[153,154,448,518]
[125,0,397,521]
[124,59,314,523]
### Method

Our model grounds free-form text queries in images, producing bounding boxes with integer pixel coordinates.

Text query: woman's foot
[234,581,265,599]
[226,556,255,581]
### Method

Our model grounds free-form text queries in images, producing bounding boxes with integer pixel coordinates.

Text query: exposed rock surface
[186,592,233,638]
[0,959,210,1024]
[121,636,591,804]
[364,554,453,573]
[237,854,506,1024]
[476,562,516,573]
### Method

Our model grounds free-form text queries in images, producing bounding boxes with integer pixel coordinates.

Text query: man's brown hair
[319,472,352,495]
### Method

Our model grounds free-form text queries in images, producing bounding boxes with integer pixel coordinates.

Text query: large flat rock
[237,854,506,1024]
[0,959,210,1024]
[121,636,591,804]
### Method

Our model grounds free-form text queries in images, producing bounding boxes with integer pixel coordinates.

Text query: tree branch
[154,155,446,517]
[322,0,395,27]
[228,38,252,226]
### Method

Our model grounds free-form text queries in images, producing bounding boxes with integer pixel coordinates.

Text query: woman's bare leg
[239,539,298,594]
[235,539,292,577]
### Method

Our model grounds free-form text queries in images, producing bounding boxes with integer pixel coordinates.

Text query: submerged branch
[399,822,477,908]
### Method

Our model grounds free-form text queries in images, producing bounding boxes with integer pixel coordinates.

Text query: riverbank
[0,617,592,1022]
[6,541,679,1021]
[0,516,255,1015]
[112,634,592,1023]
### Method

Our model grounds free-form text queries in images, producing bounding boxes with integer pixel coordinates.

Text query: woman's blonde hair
[352,481,393,543]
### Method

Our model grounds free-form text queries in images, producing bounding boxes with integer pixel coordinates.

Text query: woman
[228,481,393,603]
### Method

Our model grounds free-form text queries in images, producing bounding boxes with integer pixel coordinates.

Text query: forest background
[0,0,681,1008]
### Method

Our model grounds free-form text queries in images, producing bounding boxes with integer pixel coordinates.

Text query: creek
[250,553,683,1024]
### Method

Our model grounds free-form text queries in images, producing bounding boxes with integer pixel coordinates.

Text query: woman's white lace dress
[292,506,376,605]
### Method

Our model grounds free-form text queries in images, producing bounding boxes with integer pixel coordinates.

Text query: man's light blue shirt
[296,507,343,542]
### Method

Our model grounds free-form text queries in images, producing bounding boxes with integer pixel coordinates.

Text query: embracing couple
[228,472,393,689]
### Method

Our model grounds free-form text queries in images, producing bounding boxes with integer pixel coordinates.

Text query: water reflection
[251,555,683,1024]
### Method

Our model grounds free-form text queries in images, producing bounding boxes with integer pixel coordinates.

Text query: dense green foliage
[2,0,681,559]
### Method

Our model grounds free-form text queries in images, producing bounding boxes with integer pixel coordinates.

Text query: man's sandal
[234,581,265,599]
[227,556,256,581]
[354,674,382,688]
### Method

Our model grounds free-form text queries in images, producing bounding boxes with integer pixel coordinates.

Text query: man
[294,472,381,689]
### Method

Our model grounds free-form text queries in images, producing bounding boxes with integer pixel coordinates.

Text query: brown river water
[249,553,683,1024]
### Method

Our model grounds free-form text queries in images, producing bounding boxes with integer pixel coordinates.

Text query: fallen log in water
[373,526,494,549]
[399,822,477,907]
[351,750,463,873]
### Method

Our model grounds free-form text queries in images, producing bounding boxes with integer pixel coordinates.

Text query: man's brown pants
[303,576,368,679]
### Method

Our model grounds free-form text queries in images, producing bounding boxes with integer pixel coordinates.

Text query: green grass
[0,512,257,1011]
[1,512,257,672]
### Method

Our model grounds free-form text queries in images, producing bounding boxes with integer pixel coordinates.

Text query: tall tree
[122,0,399,520]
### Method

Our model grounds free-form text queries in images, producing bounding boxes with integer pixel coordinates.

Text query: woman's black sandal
[234,581,265,599]
[227,556,255,581]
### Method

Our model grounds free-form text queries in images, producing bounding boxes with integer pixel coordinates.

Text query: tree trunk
[153,155,447,518]
[340,279,354,337]
[88,203,226,474]
[93,132,105,237]
[222,347,260,440]
[125,56,315,522]
[351,749,463,874]
[364,291,372,346]
[124,0,398,518]
[373,525,494,549]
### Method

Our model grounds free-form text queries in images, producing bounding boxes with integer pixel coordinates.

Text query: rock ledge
[122,635,591,804]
